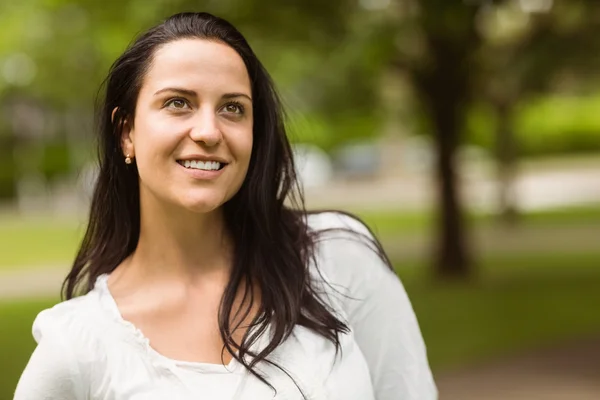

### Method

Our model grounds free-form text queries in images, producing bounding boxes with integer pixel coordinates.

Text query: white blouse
[14,212,437,400]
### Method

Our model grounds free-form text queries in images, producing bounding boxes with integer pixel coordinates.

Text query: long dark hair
[63,11,392,395]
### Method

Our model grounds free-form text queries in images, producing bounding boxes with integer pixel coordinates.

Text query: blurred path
[3,214,600,299]
[305,158,600,212]
[3,219,600,300]
[436,338,600,399]
[0,265,66,300]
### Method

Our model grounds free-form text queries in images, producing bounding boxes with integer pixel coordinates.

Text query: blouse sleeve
[13,309,84,400]
[314,213,438,400]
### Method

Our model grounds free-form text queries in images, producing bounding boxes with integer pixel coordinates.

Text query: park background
[1,0,600,398]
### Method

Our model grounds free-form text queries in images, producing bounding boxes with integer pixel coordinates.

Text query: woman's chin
[179,197,224,214]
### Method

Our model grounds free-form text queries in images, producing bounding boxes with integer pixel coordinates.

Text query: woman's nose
[189,109,222,146]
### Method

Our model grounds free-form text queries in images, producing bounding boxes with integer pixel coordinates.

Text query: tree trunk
[413,1,479,280]
[430,89,473,280]
[414,61,473,279]
[0,133,18,200]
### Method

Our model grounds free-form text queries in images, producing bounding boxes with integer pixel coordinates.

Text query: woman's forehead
[141,39,251,96]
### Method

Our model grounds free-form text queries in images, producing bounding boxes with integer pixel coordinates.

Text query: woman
[15,12,436,400]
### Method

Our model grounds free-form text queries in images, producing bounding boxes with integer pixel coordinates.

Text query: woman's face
[122,38,253,214]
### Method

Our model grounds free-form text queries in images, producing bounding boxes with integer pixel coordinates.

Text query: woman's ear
[112,107,135,159]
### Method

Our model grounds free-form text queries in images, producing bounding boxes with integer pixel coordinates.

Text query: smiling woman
[14,12,436,400]
[120,38,253,214]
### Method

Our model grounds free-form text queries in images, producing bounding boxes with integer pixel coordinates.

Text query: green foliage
[40,139,71,182]
[464,102,497,151]
[465,96,600,157]
[0,0,394,196]
[287,110,382,153]
[286,112,332,150]
[1,0,600,208]
[515,95,600,156]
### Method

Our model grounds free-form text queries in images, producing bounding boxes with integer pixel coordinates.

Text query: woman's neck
[127,193,233,283]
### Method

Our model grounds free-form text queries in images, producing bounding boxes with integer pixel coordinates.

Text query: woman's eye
[165,98,189,110]
[223,103,244,114]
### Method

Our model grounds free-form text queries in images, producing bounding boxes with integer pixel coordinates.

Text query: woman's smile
[176,159,227,180]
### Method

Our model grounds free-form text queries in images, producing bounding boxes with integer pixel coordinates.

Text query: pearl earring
[125,154,132,164]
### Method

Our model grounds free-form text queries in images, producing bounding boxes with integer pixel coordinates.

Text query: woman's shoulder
[305,211,390,294]
[16,279,133,400]
[32,285,105,346]
[306,210,372,238]
[15,294,99,400]
[305,211,381,263]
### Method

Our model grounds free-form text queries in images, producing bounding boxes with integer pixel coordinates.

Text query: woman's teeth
[181,160,222,171]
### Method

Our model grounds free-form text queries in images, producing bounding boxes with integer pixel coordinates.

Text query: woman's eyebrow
[154,87,197,97]
[154,88,252,103]
[222,92,253,102]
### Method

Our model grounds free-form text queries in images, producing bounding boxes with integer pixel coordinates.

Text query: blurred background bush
[1,0,600,398]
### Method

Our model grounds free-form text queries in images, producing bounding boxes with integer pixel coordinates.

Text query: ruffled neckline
[93,273,243,374]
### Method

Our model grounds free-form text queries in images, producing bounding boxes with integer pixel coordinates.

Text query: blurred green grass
[3,205,600,269]
[358,204,600,237]
[404,255,600,368]
[0,215,84,270]
[0,298,59,399]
